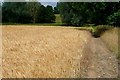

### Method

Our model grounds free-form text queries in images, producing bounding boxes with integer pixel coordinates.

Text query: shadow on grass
[2,22,66,26]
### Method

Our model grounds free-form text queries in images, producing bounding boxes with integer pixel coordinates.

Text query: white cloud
[41,2,57,7]
[39,0,59,2]
[0,0,3,2]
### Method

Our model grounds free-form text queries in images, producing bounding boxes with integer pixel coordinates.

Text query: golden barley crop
[2,25,91,78]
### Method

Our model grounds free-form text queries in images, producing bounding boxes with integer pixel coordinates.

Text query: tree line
[2,2,120,26]
[2,2,55,23]
[58,2,120,26]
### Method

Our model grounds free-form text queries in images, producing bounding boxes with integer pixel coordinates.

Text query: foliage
[2,2,120,26]
[2,2,55,23]
[45,5,55,23]
[54,2,60,14]
[26,2,41,23]
[2,2,31,23]
[107,10,120,26]
[0,3,1,23]
[91,25,112,38]
[58,2,120,26]
[54,7,59,14]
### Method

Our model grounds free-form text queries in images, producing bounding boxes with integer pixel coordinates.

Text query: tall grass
[55,14,62,23]
[100,27,119,58]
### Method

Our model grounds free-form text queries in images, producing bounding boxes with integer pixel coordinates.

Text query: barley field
[2,25,91,78]
[0,25,2,78]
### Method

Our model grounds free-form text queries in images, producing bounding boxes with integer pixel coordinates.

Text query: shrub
[92,25,112,38]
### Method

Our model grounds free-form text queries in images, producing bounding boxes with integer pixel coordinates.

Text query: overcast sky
[41,2,57,7]
[39,0,59,2]
[39,0,59,7]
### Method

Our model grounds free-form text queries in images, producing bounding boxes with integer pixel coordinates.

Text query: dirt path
[86,38,118,78]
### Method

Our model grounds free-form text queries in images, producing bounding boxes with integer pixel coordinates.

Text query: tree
[107,10,120,26]
[2,2,56,23]
[36,5,55,23]
[54,3,60,14]
[36,5,46,23]
[59,2,89,26]
[0,3,1,23]
[26,2,41,23]
[58,2,72,25]
[2,2,31,23]
[54,7,59,14]
[45,5,55,23]
[58,2,120,26]
[89,2,120,25]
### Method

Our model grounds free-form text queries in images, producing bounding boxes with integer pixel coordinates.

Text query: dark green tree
[2,2,56,23]
[54,3,60,14]
[58,2,120,26]
[54,7,59,14]
[26,2,41,23]
[37,5,55,23]
[2,2,31,23]
[0,3,2,23]
[45,5,55,23]
[89,2,120,25]
[107,10,120,26]
[36,5,46,23]
[59,2,89,26]
[58,2,72,25]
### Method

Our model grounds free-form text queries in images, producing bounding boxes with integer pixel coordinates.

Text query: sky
[39,0,59,2]
[41,2,57,7]
[39,0,59,7]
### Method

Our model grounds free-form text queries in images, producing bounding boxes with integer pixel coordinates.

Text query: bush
[92,25,111,38]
